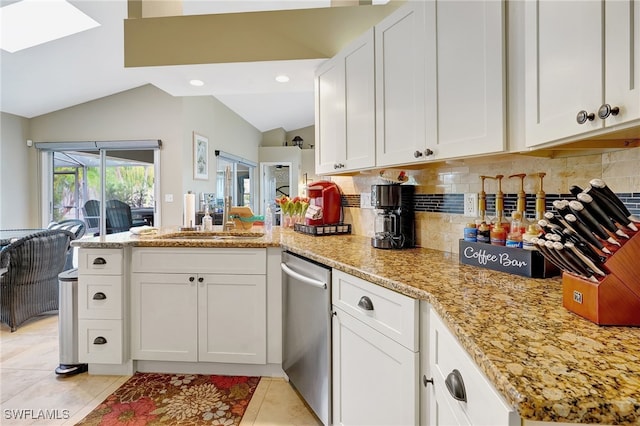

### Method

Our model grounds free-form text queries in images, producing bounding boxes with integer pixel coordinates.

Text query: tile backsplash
[332,148,640,253]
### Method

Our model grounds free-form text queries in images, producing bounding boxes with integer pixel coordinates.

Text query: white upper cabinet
[315,56,344,174]
[375,0,505,167]
[525,0,640,147]
[605,1,640,127]
[375,2,427,166]
[424,0,506,160]
[315,29,375,175]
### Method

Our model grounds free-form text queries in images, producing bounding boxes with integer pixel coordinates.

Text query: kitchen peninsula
[72,228,640,424]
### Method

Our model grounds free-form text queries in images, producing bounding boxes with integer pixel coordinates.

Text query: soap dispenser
[202,204,213,231]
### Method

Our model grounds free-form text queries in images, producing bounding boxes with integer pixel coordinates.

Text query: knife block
[562,228,640,326]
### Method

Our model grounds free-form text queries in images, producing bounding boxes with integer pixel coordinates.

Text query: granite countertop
[71,227,281,249]
[73,227,640,424]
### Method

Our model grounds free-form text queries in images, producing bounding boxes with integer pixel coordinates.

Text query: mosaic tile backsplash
[343,192,640,217]
[331,148,640,253]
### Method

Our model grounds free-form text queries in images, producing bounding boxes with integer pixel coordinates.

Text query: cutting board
[229,206,256,230]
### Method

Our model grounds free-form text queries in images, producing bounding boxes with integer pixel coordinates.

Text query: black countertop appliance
[371,184,415,249]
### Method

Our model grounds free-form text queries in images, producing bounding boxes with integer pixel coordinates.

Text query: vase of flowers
[275,196,309,228]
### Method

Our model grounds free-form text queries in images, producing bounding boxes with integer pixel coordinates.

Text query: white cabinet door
[315,55,345,175]
[604,0,640,127]
[525,0,639,147]
[525,1,603,146]
[375,1,427,167]
[343,28,376,171]
[315,29,375,174]
[198,274,266,364]
[332,308,418,426]
[131,273,198,362]
[425,0,505,159]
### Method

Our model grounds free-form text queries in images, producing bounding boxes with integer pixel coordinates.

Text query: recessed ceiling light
[275,75,290,83]
[190,79,204,87]
[0,0,100,53]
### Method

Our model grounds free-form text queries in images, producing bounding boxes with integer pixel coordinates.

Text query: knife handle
[589,179,631,217]
[577,193,622,234]
[584,187,637,230]
[564,214,610,254]
[568,200,614,241]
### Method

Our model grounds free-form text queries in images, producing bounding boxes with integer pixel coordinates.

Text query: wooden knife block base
[562,228,640,326]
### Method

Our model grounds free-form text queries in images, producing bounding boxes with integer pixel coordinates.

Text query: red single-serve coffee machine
[305,181,342,226]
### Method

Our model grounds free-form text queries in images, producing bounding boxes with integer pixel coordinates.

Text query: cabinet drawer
[430,310,516,426]
[332,270,417,351]
[131,248,266,274]
[78,275,122,320]
[78,249,123,275]
[78,319,123,364]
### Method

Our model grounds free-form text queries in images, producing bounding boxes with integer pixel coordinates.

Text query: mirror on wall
[215,150,257,213]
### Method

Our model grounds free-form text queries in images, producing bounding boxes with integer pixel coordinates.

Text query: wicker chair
[0,229,74,332]
[47,219,86,270]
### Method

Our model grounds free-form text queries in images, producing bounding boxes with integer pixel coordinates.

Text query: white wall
[0,112,38,228]
[183,96,262,200]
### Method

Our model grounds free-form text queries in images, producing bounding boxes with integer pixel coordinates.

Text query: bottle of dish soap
[264,203,273,236]
[202,204,213,231]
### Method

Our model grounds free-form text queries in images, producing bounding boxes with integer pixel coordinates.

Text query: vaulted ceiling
[0,0,400,132]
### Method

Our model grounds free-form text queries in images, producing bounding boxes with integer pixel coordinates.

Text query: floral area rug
[77,372,261,426]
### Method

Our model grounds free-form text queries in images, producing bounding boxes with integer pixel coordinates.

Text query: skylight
[0,0,100,53]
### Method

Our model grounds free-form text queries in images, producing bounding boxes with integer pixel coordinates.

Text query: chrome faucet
[222,166,235,232]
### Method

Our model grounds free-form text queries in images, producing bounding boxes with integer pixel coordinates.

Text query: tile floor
[0,314,322,425]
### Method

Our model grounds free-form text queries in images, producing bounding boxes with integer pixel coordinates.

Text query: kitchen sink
[158,231,265,240]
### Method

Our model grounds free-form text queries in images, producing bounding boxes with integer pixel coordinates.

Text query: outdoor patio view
[52,151,155,233]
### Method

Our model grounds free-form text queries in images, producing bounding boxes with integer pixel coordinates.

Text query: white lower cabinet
[421,302,519,426]
[131,248,267,364]
[78,248,126,365]
[332,270,418,426]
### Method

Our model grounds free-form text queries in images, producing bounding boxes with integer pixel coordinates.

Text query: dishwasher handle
[281,263,327,289]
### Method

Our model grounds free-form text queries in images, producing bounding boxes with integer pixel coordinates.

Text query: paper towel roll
[184,192,196,228]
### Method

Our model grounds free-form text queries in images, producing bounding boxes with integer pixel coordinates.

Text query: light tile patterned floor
[0,314,322,425]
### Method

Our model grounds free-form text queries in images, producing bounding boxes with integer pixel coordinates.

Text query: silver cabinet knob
[598,104,620,119]
[424,149,434,156]
[333,163,345,169]
[576,110,595,124]
[423,375,434,387]
[414,150,423,158]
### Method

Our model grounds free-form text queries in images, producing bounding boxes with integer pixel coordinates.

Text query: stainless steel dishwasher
[281,251,332,426]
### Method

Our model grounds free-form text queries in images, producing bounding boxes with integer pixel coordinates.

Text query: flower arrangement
[275,196,309,227]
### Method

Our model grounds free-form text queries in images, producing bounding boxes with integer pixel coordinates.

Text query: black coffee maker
[371,184,415,249]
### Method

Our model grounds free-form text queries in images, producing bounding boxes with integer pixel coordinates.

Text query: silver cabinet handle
[357,296,374,311]
[414,150,423,158]
[424,148,434,156]
[445,369,467,402]
[93,336,107,345]
[92,257,106,265]
[92,292,106,300]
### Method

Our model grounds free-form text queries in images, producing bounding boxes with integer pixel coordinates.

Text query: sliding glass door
[39,141,160,235]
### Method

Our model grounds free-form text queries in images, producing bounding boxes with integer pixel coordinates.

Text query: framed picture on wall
[193,132,209,180]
